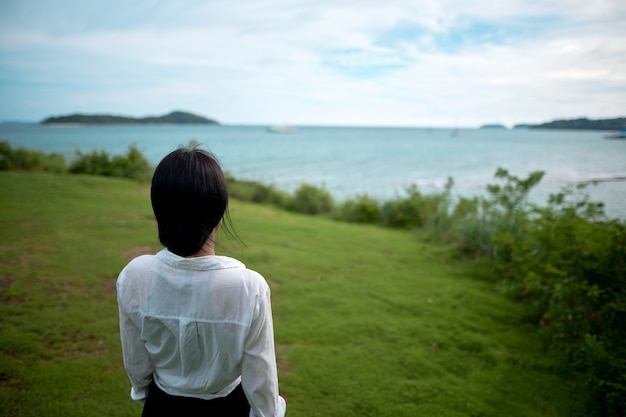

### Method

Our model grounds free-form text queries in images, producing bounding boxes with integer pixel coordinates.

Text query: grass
[0,171,585,416]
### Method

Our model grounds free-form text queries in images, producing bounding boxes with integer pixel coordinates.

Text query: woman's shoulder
[218,257,270,291]
[122,252,160,272]
[117,252,161,287]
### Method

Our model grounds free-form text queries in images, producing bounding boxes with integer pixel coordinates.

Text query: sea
[2,123,625,219]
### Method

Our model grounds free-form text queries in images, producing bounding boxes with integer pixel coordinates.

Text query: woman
[117,147,286,417]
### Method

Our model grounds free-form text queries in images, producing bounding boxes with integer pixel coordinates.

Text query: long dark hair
[151,147,231,257]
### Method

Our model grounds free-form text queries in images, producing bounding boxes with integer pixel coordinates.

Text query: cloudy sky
[1,0,625,127]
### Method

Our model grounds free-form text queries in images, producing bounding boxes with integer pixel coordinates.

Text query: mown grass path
[0,172,582,416]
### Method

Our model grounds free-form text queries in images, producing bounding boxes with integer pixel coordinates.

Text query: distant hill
[40,111,219,125]
[528,117,626,131]
[480,124,507,129]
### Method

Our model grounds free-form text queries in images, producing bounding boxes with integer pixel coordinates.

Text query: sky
[0,0,625,127]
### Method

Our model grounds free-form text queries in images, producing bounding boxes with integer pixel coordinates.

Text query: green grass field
[0,171,585,416]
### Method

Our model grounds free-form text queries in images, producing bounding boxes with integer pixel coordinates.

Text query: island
[479,124,507,129]
[527,117,626,131]
[40,111,219,125]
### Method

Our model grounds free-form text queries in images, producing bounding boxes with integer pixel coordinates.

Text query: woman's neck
[186,230,217,258]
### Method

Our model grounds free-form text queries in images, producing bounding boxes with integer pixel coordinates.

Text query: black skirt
[141,381,250,417]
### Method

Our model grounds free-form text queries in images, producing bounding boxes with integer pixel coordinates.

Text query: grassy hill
[0,171,584,416]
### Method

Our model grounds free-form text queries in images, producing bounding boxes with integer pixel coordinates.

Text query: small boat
[267,124,297,134]
[604,129,626,139]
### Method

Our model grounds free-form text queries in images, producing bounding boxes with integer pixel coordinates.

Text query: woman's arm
[241,285,286,417]
[118,297,154,403]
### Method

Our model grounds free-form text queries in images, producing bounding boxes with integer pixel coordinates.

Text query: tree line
[529,117,626,131]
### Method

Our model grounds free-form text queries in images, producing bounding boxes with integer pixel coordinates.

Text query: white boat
[604,129,626,139]
[267,124,297,133]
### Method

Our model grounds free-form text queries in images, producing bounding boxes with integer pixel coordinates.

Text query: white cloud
[0,0,625,125]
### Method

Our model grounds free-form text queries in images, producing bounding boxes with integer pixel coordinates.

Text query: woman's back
[118,250,271,397]
[117,147,285,416]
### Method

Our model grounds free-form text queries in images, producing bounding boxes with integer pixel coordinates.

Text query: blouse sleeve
[241,284,286,417]
[117,282,154,403]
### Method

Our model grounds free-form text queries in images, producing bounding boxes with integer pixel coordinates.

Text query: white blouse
[117,249,286,417]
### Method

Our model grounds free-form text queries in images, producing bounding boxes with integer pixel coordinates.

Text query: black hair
[151,147,230,257]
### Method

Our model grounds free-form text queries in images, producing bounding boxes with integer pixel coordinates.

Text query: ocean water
[2,123,625,218]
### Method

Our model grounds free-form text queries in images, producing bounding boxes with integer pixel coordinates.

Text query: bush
[69,148,111,176]
[463,170,626,416]
[69,143,151,181]
[456,168,543,260]
[110,143,152,181]
[0,141,67,173]
[338,194,382,224]
[291,183,334,215]
[507,192,626,416]
[382,187,425,229]
[381,179,454,231]
[1,141,151,180]
[226,174,292,207]
[0,141,10,170]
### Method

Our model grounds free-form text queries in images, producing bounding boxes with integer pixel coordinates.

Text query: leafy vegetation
[1,143,624,415]
[69,143,152,181]
[0,141,67,173]
[0,141,152,181]
[483,178,626,416]
[225,174,293,207]
[290,183,334,214]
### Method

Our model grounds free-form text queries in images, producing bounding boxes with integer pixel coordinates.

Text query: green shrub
[69,143,151,181]
[110,143,152,181]
[513,193,625,416]
[380,199,414,228]
[69,148,113,176]
[466,172,626,416]
[226,174,293,207]
[382,186,426,229]
[457,168,543,260]
[0,141,67,173]
[291,183,334,215]
[381,179,454,231]
[0,141,12,170]
[338,194,382,223]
